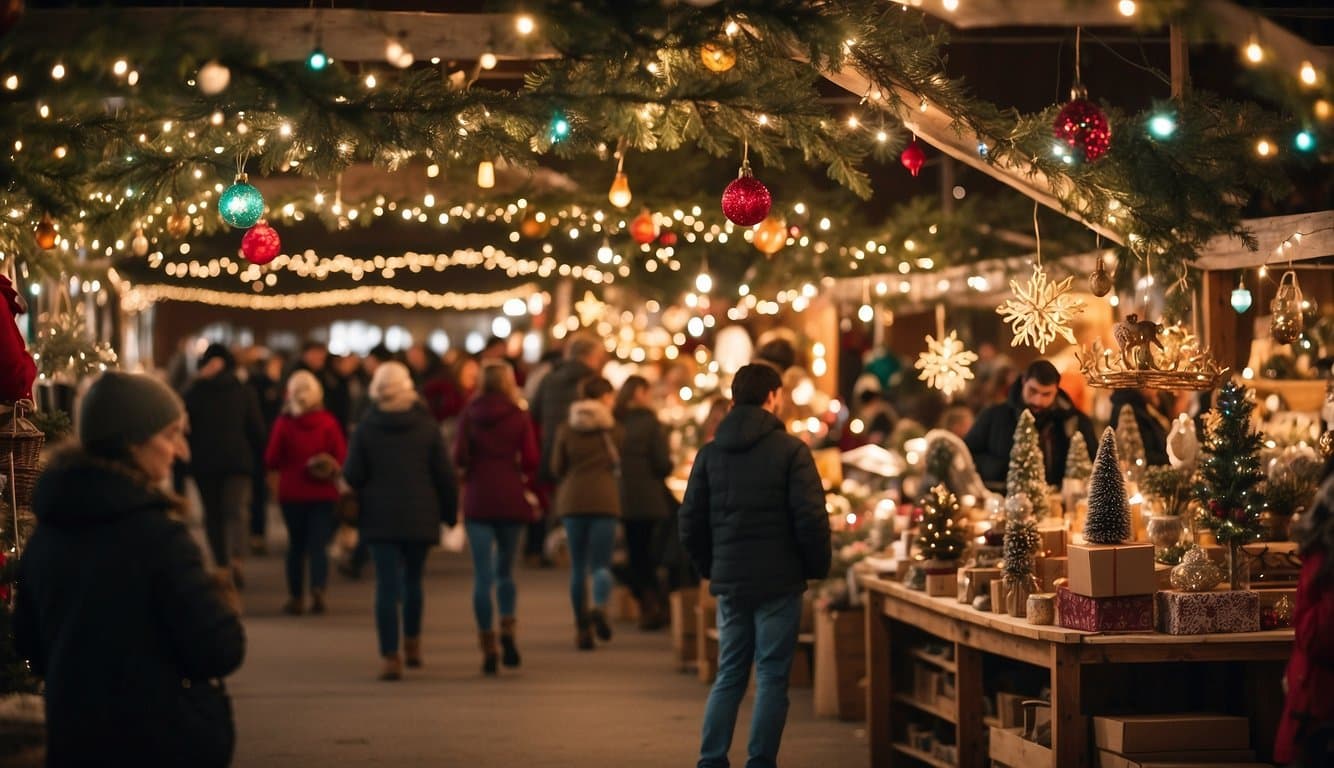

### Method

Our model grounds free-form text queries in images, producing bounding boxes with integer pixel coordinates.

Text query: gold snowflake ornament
[915,331,978,397]
[996,265,1086,353]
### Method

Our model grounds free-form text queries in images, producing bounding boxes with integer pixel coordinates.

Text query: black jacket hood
[713,404,783,453]
[32,447,176,528]
[363,402,433,432]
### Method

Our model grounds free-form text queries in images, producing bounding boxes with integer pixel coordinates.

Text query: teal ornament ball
[219,176,264,229]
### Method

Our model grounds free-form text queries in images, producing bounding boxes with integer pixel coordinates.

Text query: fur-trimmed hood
[32,444,184,527]
[568,399,614,432]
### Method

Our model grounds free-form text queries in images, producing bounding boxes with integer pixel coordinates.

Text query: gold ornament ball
[700,40,736,73]
[1089,262,1113,297]
[34,213,57,250]
[166,211,192,238]
[752,216,787,255]
[519,214,551,239]
[1320,429,1334,459]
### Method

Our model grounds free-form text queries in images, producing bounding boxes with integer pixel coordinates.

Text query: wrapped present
[990,579,1007,614]
[1036,556,1068,591]
[1036,524,1067,557]
[925,569,958,598]
[1155,589,1260,635]
[1068,543,1156,598]
[957,566,1001,604]
[1057,587,1153,632]
[1154,562,1173,591]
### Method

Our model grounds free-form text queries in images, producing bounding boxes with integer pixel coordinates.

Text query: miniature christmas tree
[1007,409,1049,517]
[1115,403,1146,478]
[1084,427,1131,544]
[918,484,967,564]
[1002,517,1041,585]
[1193,381,1265,548]
[922,438,955,495]
[1064,431,1092,484]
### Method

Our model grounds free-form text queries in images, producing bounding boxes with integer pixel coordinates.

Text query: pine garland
[918,484,966,564]
[1084,426,1131,544]
[1006,409,1048,518]
[1115,403,1146,477]
[1063,430,1092,484]
[1002,517,1040,584]
[1193,381,1265,545]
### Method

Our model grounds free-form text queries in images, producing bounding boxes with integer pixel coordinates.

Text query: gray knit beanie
[78,371,185,448]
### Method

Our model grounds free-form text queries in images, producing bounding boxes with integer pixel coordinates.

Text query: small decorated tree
[1002,516,1041,615]
[1115,404,1146,479]
[1064,431,1093,485]
[918,484,967,566]
[1193,381,1265,588]
[1084,427,1131,544]
[1007,409,1049,517]
[922,438,956,495]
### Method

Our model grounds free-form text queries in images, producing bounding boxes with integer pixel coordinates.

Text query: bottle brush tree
[918,484,967,565]
[1115,403,1146,478]
[1007,409,1048,517]
[1064,430,1092,485]
[1084,426,1131,544]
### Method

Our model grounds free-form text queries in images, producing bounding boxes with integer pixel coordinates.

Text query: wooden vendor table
[858,575,1295,768]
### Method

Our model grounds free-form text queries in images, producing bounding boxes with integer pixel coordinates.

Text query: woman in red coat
[454,361,539,675]
[1276,471,1334,766]
[265,370,347,616]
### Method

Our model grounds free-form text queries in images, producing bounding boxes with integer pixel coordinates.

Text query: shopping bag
[440,522,467,553]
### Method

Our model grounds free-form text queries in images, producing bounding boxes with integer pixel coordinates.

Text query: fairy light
[364,73,378,88]
[1244,39,1263,64]
[1299,61,1317,87]
[1255,138,1273,157]
[516,15,535,35]
[1117,0,1136,15]
[942,0,960,11]
[50,63,65,80]
[113,59,128,76]
[480,52,498,70]
[117,282,539,313]
[3,75,15,90]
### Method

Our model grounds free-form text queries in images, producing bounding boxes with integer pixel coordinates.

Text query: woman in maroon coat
[454,361,540,675]
[1276,471,1334,766]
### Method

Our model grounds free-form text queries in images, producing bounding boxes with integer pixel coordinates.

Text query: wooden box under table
[813,606,866,721]
[669,587,698,669]
[990,725,1053,767]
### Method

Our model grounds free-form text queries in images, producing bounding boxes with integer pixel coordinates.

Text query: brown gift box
[1036,556,1068,591]
[925,570,958,598]
[957,566,1001,604]
[1068,542,1156,598]
[1093,714,1250,753]
[1154,562,1173,591]
[990,578,1007,614]
[1036,524,1067,557]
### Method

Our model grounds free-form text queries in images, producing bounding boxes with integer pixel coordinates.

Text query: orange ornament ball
[166,211,192,239]
[752,216,787,255]
[629,210,660,245]
[33,213,57,250]
[519,213,551,239]
[700,40,736,73]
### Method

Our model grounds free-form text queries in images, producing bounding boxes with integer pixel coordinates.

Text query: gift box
[1243,541,1301,586]
[1155,589,1260,635]
[1154,562,1173,591]
[1068,543,1156,598]
[957,566,1001,604]
[925,569,958,598]
[1057,587,1153,632]
[1093,713,1250,752]
[1036,556,1068,591]
[990,578,1007,614]
[1037,524,1067,557]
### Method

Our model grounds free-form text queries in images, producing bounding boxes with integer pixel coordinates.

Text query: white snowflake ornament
[915,331,978,397]
[996,264,1086,353]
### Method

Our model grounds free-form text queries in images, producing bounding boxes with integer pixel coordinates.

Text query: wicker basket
[0,400,45,511]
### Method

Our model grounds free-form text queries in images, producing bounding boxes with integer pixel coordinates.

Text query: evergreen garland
[1002,517,1040,584]
[918,484,966,564]
[1084,426,1131,544]
[1115,403,1146,477]
[1006,409,1048,517]
[1193,381,1266,545]
[1063,430,1092,484]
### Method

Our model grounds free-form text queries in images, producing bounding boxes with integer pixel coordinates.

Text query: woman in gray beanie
[15,371,246,766]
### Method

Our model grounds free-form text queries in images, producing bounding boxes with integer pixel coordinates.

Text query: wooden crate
[814,607,866,721]
[990,726,1052,767]
[669,588,699,669]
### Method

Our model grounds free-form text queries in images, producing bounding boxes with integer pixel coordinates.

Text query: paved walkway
[229,532,866,767]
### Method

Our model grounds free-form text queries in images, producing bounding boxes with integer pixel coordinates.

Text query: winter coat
[423,374,468,424]
[1109,388,1170,467]
[533,358,596,483]
[184,371,266,478]
[344,402,458,541]
[551,399,623,518]
[455,392,541,524]
[617,406,675,521]
[248,370,284,431]
[963,377,1096,491]
[15,449,245,767]
[679,404,831,602]
[264,409,346,503]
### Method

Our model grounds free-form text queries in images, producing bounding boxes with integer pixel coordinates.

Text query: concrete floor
[229,532,866,767]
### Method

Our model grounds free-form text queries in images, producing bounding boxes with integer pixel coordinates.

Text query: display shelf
[891,742,955,768]
[910,647,957,673]
[893,692,957,724]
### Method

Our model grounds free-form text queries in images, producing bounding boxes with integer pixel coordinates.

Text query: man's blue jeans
[368,541,430,657]
[697,592,803,768]
[561,516,616,622]
[465,521,523,631]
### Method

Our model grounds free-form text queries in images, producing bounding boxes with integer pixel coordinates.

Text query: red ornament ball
[629,211,660,245]
[240,220,282,265]
[658,231,678,247]
[1053,98,1111,162]
[900,141,926,177]
[721,174,771,226]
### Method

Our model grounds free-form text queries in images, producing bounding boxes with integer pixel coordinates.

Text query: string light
[1255,138,1273,157]
[1147,112,1176,139]
[306,48,329,71]
[480,52,498,71]
[117,281,539,312]
[1244,39,1263,64]
[1117,0,1136,16]
[50,63,66,80]
[516,15,535,35]
[1299,61,1317,87]
[1294,130,1315,152]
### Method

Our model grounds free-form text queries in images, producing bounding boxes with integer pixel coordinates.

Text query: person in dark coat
[613,375,675,630]
[293,341,350,433]
[551,376,622,650]
[455,361,540,674]
[15,372,245,768]
[343,361,457,681]
[246,350,287,555]
[1276,468,1334,765]
[679,363,831,768]
[184,343,266,587]
[963,359,1096,493]
[1109,388,1171,468]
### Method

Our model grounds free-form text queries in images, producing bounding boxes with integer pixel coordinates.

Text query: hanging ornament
[1231,276,1253,313]
[900,139,926,177]
[608,172,632,209]
[196,60,231,96]
[1053,89,1111,162]
[1319,429,1334,459]
[658,231,678,247]
[33,213,56,250]
[721,145,771,226]
[1270,270,1305,344]
[476,160,495,189]
[130,228,149,257]
[166,208,192,238]
[915,330,979,397]
[752,215,787,255]
[519,212,551,239]
[629,210,660,245]
[996,264,1086,353]
[240,221,282,265]
[700,40,736,73]
[219,174,265,229]
[1088,257,1113,297]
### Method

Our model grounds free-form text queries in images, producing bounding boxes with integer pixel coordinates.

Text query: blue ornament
[219,175,264,229]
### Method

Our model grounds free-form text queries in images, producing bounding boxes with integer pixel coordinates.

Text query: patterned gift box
[1056,587,1152,632]
[1155,589,1260,635]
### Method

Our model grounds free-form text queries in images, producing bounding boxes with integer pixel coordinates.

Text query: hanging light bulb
[1300,61,1317,87]
[1244,38,1263,65]
[1231,275,1253,313]
[597,241,614,264]
[696,271,713,294]
[858,303,875,323]
[477,160,495,189]
[608,172,632,209]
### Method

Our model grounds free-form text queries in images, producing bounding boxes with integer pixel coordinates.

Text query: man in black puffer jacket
[680,363,830,768]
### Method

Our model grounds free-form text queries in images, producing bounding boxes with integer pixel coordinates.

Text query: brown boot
[379,653,403,681]
[404,636,422,668]
[480,630,500,675]
[575,616,595,651]
[499,617,521,668]
[638,590,668,632]
[310,589,327,615]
